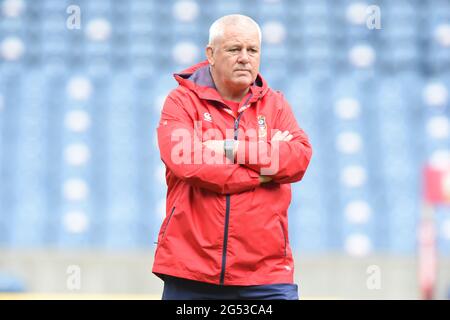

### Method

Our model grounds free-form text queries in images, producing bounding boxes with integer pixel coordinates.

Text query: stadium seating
[0,0,449,257]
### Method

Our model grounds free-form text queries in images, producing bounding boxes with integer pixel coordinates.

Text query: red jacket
[152,61,312,286]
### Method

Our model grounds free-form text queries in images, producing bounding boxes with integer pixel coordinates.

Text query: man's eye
[229,48,239,52]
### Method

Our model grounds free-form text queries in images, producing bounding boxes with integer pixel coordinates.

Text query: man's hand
[257,130,292,183]
[259,175,272,184]
[272,130,293,142]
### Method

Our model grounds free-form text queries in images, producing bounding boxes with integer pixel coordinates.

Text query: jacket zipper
[219,94,253,285]
[220,195,231,284]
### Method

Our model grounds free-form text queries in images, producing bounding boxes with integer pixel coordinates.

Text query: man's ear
[206,45,214,66]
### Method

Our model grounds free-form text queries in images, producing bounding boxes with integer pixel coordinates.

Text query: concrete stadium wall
[0,249,449,299]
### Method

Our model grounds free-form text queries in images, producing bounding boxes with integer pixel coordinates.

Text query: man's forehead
[220,28,260,46]
[222,39,260,47]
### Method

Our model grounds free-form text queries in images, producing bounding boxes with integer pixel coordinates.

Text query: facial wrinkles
[221,34,259,69]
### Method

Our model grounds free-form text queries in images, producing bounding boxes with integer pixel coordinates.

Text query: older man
[153,14,312,300]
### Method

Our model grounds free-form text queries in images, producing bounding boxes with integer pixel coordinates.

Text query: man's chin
[231,77,253,88]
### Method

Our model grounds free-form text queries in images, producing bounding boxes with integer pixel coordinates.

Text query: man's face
[207,25,261,92]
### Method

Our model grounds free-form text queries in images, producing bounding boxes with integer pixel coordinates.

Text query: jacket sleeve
[157,92,262,194]
[236,94,312,184]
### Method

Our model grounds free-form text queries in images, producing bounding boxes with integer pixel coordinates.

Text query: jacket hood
[173,60,269,104]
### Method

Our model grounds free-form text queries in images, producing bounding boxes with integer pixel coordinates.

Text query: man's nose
[237,49,250,63]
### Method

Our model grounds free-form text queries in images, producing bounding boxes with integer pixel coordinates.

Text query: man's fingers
[272,130,286,140]
[272,131,281,140]
[272,130,291,142]
[284,134,293,141]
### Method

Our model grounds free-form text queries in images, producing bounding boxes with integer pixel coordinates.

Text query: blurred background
[0,0,450,299]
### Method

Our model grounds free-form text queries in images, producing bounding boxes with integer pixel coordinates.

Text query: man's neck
[219,87,250,102]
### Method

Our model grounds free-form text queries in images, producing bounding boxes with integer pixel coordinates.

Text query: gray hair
[208,14,262,45]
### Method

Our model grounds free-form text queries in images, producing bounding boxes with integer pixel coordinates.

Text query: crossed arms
[157,93,312,195]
